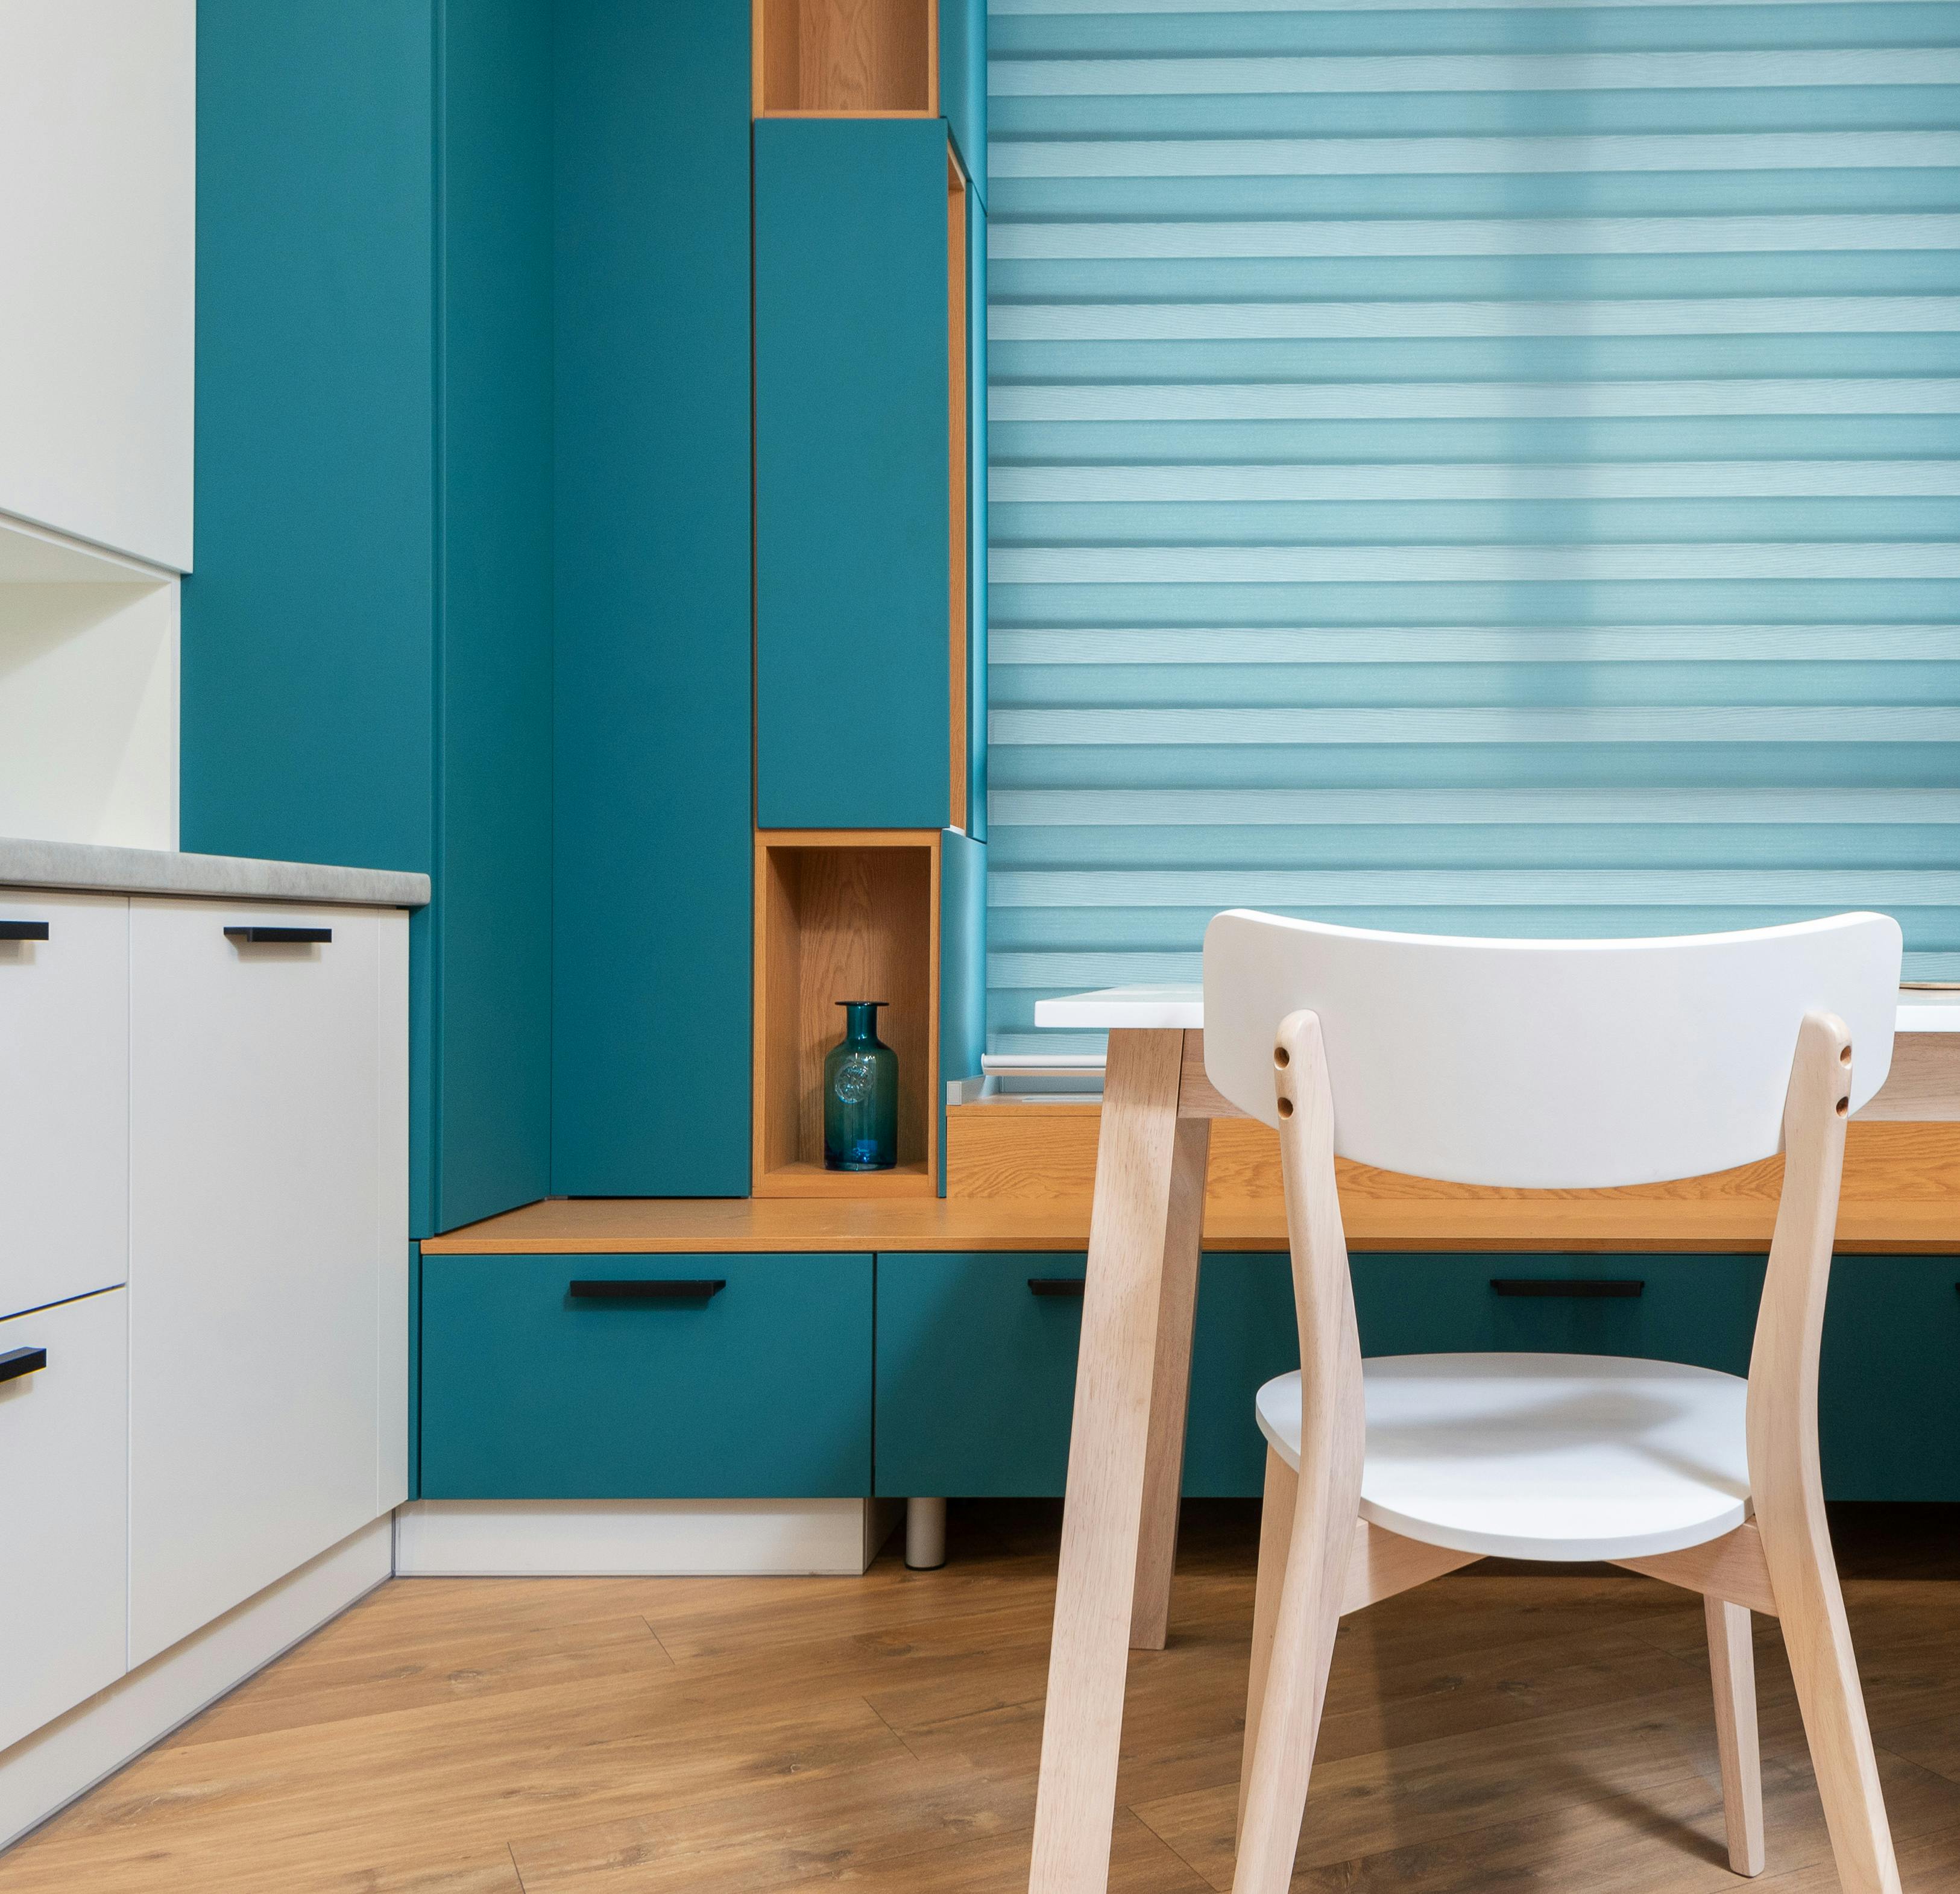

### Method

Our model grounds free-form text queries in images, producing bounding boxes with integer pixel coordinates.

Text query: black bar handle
[1029,1277,1086,1298]
[0,1346,48,1384]
[225,925,332,945]
[0,920,49,942]
[569,1279,725,1300]
[1492,1278,1645,1299]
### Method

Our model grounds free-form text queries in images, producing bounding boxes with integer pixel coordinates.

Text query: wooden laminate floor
[5,1504,1960,1893]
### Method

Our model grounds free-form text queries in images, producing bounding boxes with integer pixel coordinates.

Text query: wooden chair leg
[1768,1538,1900,1894]
[1706,1597,1765,1877]
[1238,1445,1298,1843]
[1230,1465,1353,1894]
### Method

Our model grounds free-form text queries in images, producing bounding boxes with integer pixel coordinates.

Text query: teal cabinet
[186,0,553,1237]
[873,1250,1950,1500]
[965,188,988,839]
[940,0,986,197]
[876,1254,1086,1497]
[421,1254,873,1499]
[1821,1257,1960,1500]
[755,119,953,830]
[552,0,754,1197]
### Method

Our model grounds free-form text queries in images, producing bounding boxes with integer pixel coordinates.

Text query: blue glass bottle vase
[824,1000,898,1171]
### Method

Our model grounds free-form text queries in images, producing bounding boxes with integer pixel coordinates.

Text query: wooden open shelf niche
[754,831,941,1197]
[754,0,937,116]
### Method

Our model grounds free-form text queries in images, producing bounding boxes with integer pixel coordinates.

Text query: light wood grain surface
[424,1113,1960,1254]
[5,1503,1957,1893]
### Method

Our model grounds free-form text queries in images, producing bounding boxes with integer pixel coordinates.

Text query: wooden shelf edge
[754,1162,936,1199]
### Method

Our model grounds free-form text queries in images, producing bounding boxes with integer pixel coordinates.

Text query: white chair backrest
[1203,911,1902,1188]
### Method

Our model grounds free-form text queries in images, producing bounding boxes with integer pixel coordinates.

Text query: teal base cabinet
[1821,1258,1960,1500]
[876,1254,1086,1497]
[874,1252,1954,1502]
[421,1254,872,1499]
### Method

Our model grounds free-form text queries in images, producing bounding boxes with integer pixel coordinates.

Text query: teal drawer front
[1352,1254,1765,1374]
[421,1253,872,1499]
[875,1254,1085,1497]
[874,1253,1294,1499]
[1821,1258,1960,1500]
[874,1252,1775,1500]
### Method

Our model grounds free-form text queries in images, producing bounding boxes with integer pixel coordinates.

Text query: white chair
[1202,910,1906,1894]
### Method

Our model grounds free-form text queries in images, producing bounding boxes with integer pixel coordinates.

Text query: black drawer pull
[1029,1277,1086,1298]
[225,925,332,945]
[0,921,49,942]
[0,1346,48,1384]
[569,1279,725,1300]
[1492,1278,1644,1299]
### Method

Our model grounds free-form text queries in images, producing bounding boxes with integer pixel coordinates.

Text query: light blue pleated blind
[984,0,1960,1056]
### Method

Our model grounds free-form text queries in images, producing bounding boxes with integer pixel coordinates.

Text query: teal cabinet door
[1184,1254,1296,1494]
[552,0,754,1197]
[940,0,986,197]
[421,1254,872,1498]
[1821,1257,1960,1500]
[875,1253,1085,1496]
[755,119,952,830]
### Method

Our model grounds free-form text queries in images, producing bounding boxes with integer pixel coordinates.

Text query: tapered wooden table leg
[1028,1027,1199,1894]
[1131,1113,1210,1651]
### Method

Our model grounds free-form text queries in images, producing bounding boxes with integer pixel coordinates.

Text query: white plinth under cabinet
[0,892,128,1320]
[0,1289,128,1754]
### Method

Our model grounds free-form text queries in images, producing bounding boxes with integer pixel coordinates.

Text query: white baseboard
[0,1514,392,1853]
[394,1499,899,1577]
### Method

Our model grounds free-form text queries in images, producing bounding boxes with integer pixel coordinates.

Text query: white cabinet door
[0,892,128,1319]
[128,902,383,1666]
[0,2,194,568]
[0,1289,128,1751]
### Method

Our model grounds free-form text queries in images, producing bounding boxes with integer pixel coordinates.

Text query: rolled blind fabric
[985,0,1960,1056]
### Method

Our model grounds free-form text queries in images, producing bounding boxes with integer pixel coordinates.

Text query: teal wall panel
[756,119,952,831]
[939,829,988,1192]
[984,4,1960,1054]
[187,0,555,1239]
[435,0,554,1229]
[421,1254,874,1498]
[552,0,754,1196]
[187,0,438,1227]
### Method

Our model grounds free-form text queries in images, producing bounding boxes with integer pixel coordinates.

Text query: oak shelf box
[753,831,941,1197]
[754,0,937,116]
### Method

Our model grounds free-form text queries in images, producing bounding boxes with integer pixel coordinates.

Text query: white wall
[0,1,195,571]
[0,581,179,850]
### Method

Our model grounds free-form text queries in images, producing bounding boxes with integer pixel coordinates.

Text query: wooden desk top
[421,1119,1960,1257]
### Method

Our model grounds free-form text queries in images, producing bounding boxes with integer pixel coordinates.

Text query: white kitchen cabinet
[0,2,194,570]
[128,901,395,1666]
[0,1289,128,1751]
[0,893,129,1319]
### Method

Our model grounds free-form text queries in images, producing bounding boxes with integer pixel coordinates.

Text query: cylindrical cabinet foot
[906,1496,947,1570]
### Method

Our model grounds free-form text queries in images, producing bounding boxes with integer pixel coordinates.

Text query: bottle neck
[840,1003,883,1045]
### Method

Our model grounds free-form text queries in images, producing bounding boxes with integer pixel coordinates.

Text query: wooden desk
[1019,985,1960,1894]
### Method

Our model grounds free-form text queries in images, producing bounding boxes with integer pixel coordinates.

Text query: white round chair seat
[1255,1352,1751,1563]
